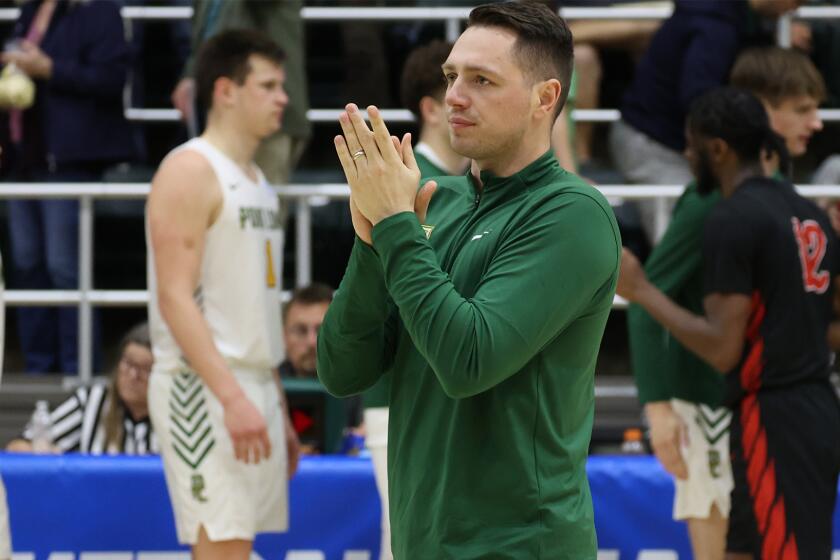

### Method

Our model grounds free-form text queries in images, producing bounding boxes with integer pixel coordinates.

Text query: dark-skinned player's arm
[617,248,751,374]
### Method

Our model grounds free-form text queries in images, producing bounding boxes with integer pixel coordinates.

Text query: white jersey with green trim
[147,137,284,374]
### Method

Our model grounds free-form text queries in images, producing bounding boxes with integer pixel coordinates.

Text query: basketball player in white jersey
[146,29,300,559]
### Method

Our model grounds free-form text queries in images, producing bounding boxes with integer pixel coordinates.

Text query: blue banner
[0,454,837,559]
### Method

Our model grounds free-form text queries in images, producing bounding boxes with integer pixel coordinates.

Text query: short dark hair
[468,1,574,114]
[195,29,286,113]
[400,40,453,121]
[730,47,826,106]
[687,87,790,173]
[283,283,334,322]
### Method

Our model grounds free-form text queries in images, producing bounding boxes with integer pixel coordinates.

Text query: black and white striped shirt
[23,383,158,455]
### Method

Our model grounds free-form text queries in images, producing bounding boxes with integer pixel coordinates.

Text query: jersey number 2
[791,217,829,294]
[265,239,277,288]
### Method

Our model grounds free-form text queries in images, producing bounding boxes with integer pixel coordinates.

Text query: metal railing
[0,4,834,22]
[4,182,840,380]
[125,107,840,125]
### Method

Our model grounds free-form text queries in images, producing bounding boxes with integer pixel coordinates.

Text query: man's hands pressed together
[335,104,437,242]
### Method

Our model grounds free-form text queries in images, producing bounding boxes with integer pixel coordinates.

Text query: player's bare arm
[618,248,751,373]
[148,151,271,464]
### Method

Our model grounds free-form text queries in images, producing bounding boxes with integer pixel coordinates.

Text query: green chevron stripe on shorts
[695,404,732,446]
[169,370,215,471]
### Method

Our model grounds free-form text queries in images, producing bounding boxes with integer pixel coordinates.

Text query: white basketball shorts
[671,398,734,520]
[149,367,288,545]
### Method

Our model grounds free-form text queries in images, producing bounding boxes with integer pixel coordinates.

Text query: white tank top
[147,138,284,375]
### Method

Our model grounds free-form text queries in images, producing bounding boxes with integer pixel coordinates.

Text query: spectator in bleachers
[791,14,840,109]
[7,322,156,454]
[609,0,804,244]
[171,0,310,189]
[278,283,361,454]
[278,283,333,380]
[627,47,825,560]
[1,0,134,375]
[550,0,662,170]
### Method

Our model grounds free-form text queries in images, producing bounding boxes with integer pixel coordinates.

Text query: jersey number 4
[791,217,829,294]
[265,239,277,288]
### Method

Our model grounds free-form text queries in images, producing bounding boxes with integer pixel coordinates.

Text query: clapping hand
[335,104,436,240]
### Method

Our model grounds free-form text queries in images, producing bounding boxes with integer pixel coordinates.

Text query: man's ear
[707,137,730,165]
[419,95,444,127]
[213,76,236,108]
[534,78,562,119]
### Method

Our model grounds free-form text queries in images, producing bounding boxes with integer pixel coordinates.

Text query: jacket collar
[466,150,560,203]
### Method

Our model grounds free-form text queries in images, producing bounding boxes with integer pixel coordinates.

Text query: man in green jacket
[361,38,467,560]
[319,3,620,558]
[628,46,825,560]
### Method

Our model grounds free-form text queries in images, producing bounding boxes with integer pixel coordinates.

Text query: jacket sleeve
[370,194,619,399]
[317,238,398,397]
[47,1,129,96]
[628,186,717,403]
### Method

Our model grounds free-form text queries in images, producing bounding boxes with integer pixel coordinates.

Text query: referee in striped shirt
[7,323,158,455]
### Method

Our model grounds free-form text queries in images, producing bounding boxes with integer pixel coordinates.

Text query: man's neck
[202,115,261,172]
[471,136,551,187]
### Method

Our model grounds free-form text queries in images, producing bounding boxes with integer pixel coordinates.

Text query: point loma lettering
[239,207,282,230]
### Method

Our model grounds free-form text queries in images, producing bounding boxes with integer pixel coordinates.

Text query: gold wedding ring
[352,149,365,160]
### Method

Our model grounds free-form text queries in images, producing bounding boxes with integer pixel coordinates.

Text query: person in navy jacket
[1,0,135,375]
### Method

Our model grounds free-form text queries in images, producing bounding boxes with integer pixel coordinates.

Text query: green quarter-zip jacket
[318,152,621,559]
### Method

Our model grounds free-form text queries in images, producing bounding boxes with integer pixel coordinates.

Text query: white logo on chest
[470,230,491,241]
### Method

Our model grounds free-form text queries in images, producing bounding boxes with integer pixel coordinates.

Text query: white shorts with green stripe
[148,367,288,545]
[671,398,734,520]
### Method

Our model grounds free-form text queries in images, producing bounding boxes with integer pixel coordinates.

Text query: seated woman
[7,323,157,454]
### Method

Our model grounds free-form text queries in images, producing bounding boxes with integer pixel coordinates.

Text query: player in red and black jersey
[618,86,840,560]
